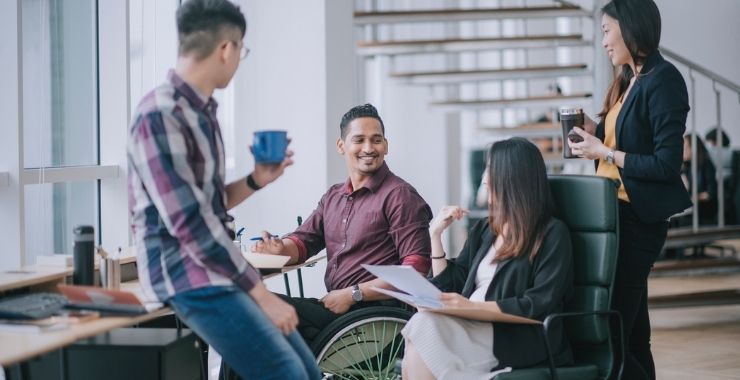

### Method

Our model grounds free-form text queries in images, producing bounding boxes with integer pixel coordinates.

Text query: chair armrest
[539,310,624,380]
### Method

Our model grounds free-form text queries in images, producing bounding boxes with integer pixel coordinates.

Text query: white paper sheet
[362,264,442,307]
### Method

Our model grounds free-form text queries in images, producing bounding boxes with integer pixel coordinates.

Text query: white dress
[402,245,511,379]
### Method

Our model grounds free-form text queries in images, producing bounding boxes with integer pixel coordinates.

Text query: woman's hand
[439,292,474,309]
[568,127,610,160]
[430,206,469,237]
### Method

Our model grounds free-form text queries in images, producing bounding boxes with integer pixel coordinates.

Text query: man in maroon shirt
[252,103,432,345]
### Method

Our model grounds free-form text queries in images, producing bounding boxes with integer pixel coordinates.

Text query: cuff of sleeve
[286,235,308,263]
[233,265,262,293]
[401,254,431,274]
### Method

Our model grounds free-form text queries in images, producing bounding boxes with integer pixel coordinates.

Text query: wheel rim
[316,316,407,380]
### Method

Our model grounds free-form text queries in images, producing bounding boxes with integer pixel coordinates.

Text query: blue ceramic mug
[252,130,288,164]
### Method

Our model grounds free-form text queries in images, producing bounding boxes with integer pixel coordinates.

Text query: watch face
[352,287,362,302]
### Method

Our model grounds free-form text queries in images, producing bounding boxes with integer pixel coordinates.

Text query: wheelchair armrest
[539,310,624,380]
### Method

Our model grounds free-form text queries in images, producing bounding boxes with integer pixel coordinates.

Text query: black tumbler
[559,107,585,159]
[73,225,95,286]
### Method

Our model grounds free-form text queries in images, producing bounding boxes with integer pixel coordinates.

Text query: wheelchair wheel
[311,306,412,380]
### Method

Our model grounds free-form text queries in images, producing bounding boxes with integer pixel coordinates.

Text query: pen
[250,235,279,241]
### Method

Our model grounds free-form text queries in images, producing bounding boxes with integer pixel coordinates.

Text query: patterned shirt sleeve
[128,111,261,292]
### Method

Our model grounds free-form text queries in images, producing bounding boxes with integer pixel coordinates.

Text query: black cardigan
[430,218,574,369]
[595,50,692,223]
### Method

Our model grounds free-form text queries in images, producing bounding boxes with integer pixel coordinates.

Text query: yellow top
[596,98,630,202]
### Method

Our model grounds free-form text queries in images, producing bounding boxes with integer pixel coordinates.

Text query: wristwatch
[351,284,364,302]
[606,150,615,165]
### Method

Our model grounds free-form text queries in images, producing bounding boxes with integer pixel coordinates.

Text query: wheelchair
[310,306,413,380]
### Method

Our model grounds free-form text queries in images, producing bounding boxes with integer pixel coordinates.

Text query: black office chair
[494,175,623,380]
[311,306,412,380]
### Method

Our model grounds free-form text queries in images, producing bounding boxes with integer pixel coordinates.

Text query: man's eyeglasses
[232,41,250,60]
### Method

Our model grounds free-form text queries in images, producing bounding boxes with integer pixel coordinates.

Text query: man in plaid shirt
[127,0,320,378]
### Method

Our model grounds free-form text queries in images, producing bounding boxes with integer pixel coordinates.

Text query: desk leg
[297,269,304,298]
[283,273,292,297]
[19,362,30,380]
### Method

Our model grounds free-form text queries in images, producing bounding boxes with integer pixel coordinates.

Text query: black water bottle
[73,225,95,286]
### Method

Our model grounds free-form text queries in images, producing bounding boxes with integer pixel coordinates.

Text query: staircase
[353,0,599,182]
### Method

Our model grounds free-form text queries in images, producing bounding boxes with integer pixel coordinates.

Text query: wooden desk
[0,255,324,367]
[0,268,170,367]
[0,307,170,366]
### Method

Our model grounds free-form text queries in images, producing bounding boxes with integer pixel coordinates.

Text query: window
[21,0,99,265]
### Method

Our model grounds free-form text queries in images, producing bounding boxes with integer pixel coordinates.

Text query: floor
[649,240,740,379]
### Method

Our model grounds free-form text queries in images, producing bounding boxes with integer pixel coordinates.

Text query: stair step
[391,64,590,84]
[357,34,589,56]
[477,122,561,138]
[354,5,590,25]
[431,92,592,111]
[648,289,740,309]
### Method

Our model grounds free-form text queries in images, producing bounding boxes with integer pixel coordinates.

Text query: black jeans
[613,202,668,380]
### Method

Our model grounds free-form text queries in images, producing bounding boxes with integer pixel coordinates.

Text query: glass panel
[22,0,98,168]
[24,182,98,266]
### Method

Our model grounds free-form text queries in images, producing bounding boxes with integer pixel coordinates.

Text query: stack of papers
[242,252,289,269]
[362,264,540,324]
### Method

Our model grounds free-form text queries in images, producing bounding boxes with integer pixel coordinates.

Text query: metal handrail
[661,47,740,95]
[662,46,739,230]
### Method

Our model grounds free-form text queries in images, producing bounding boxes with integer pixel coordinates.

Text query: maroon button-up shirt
[287,163,432,291]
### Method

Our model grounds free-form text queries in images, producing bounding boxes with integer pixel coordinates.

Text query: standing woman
[568,0,691,378]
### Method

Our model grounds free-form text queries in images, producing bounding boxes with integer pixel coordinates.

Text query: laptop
[57,284,159,315]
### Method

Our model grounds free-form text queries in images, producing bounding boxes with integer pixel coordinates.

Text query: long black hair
[598,0,662,119]
[487,138,554,262]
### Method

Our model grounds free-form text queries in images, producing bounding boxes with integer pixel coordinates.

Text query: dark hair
[340,104,385,139]
[176,0,246,60]
[685,134,710,166]
[487,138,554,262]
[598,0,662,119]
[705,128,731,147]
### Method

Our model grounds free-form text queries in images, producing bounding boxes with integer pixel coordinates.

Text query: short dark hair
[340,104,385,139]
[176,0,246,61]
[705,128,730,147]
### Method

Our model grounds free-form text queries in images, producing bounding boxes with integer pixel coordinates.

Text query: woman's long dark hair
[487,138,554,262]
[598,0,662,119]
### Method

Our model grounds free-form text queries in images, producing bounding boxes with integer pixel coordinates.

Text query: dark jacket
[430,218,574,369]
[595,50,692,223]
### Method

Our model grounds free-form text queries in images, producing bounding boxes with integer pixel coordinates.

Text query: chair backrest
[549,175,619,378]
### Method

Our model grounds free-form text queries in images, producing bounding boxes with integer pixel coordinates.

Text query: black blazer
[430,218,574,369]
[595,50,692,223]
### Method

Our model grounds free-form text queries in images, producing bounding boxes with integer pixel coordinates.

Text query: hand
[320,288,354,314]
[250,147,295,188]
[249,283,298,335]
[568,127,609,160]
[251,231,285,255]
[439,292,474,309]
[430,206,469,237]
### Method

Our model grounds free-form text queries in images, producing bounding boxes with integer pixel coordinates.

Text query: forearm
[430,232,448,276]
[278,238,301,265]
[472,300,501,313]
[357,278,397,301]
[225,176,257,210]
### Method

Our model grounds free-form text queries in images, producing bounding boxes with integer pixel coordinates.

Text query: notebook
[57,284,161,315]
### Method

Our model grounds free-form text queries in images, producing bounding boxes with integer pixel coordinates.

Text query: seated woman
[402,137,574,379]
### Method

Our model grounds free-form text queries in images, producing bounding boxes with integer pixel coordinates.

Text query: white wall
[229,0,356,296]
[655,0,740,146]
